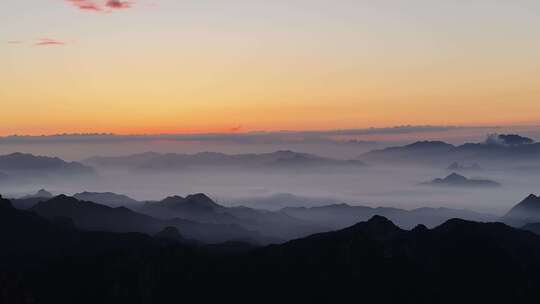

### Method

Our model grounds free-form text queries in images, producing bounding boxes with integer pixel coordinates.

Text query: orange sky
[1,1,540,136]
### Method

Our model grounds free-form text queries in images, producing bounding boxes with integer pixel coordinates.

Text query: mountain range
[13,190,507,241]
[140,193,325,240]
[73,191,142,207]
[30,195,267,244]
[503,194,540,227]
[83,150,366,172]
[361,134,540,166]
[281,202,497,229]
[421,173,501,188]
[0,153,95,184]
[3,195,540,303]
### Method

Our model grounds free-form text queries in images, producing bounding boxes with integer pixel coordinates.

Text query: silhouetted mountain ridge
[141,193,324,240]
[422,173,501,188]
[503,194,540,226]
[30,195,265,244]
[281,202,496,230]
[73,191,141,207]
[361,134,540,166]
[4,199,540,303]
[0,153,93,174]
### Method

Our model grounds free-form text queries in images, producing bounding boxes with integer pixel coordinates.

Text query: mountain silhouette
[31,195,264,244]
[22,189,53,199]
[422,173,500,188]
[281,202,495,230]
[361,134,540,166]
[0,152,94,175]
[153,193,223,213]
[238,216,540,303]
[141,193,323,240]
[9,189,55,209]
[503,194,540,226]
[4,201,540,303]
[73,191,141,207]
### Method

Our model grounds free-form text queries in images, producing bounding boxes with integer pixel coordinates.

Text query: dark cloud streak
[66,0,134,12]
[34,38,66,46]
[0,126,494,145]
[106,0,132,9]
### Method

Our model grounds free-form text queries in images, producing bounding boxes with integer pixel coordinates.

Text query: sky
[1,0,540,136]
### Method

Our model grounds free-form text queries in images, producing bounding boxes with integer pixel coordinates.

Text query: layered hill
[281,202,496,230]
[140,193,324,240]
[3,202,540,303]
[30,195,265,244]
[0,153,95,185]
[0,153,94,175]
[73,191,142,207]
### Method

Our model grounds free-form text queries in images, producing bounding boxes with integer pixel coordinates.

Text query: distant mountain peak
[367,215,393,224]
[412,224,428,233]
[486,134,534,146]
[36,189,53,197]
[524,194,539,201]
[444,173,468,182]
[432,218,480,233]
[423,173,500,188]
[502,194,540,226]
[407,140,454,148]
[53,194,73,201]
[512,194,540,209]
[73,191,140,207]
[157,193,222,211]
[347,215,403,241]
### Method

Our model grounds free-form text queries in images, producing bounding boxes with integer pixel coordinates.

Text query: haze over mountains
[2,133,539,214]
[3,131,540,302]
[30,194,267,244]
[422,173,501,188]
[9,190,507,243]
[83,150,366,173]
[0,153,94,185]
[5,0,540,300]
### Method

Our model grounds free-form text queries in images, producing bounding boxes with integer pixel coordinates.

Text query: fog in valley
[2,126,540,217]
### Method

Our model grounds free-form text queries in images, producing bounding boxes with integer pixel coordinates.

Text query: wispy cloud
[0,126,500,145]
[7,41,23,45]
[66,0,134,12]
[67,0,103,12]
[34,38,66,46]
[106,0,132,9]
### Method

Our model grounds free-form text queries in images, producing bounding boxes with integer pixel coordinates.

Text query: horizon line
[0,124,514,138]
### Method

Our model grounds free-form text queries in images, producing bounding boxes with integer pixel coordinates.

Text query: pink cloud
[106,0,132,9]
[65,0,134,12]
[66,0,104,11]
[229,125,243,132]
[34,38,66,46]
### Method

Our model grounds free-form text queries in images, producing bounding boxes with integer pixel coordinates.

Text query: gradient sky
[1,0,540,135]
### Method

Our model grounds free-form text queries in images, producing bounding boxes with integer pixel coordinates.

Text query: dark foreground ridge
[2,194,540,304]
